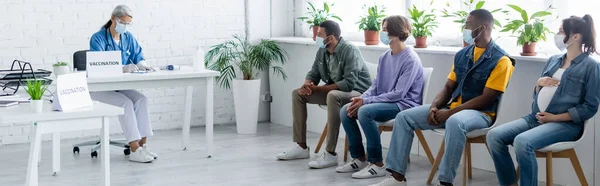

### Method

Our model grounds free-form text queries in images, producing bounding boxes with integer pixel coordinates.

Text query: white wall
[269,37,597,186]
[0,0,248,145]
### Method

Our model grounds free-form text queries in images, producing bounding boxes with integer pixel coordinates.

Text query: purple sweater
[361,48,424,110]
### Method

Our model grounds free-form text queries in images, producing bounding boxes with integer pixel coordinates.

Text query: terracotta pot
[521,42,537,56]
[312,26,319,41]
[364,30,380,45]
[415,36,427,48]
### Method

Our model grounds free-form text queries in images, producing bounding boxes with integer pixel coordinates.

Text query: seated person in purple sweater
[336,15,424,179]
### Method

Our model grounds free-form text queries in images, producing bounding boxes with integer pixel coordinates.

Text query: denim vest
[525,53,600,124]
[451,41,514,113]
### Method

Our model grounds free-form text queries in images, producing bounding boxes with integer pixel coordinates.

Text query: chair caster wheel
[73,147,80,154]
[91,151,98,158]
[124,148,131,155]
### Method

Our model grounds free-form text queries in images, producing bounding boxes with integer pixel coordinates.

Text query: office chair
[70,50,131,158]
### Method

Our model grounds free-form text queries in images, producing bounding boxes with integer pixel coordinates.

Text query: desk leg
[52,132,60,176]
[205,77,214,158]
[101,116,110,186]
[182,86,193,150]
[26,122,42,186]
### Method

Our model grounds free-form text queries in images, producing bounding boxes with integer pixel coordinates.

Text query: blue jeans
[486,118,583,186]
[385,104,491,183]
[341,103,401,163]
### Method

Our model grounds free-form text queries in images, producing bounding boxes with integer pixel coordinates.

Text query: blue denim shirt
[452,40,515,112]
[525,53,600,124]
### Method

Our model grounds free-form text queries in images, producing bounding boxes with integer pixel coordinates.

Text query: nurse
[89,5,156,163]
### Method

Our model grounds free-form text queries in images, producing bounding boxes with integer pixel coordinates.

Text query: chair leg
[415,129,435,165]
[546,153,553,186]
[568,149,588,186]
[467,142,472,179]
[427,140,445,185]
[343,136,349,162]
[314,123,328,154]
[462,146,468,186]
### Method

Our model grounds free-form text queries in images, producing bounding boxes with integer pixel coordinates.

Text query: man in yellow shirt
[370,9,515,186]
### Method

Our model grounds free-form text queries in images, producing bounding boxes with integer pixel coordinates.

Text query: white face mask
[554,34,573,51]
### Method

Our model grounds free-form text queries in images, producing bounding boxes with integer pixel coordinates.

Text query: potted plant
[441,0,504,46]
[205,34,289,134]
[53,62,70,76]
[408,4,439,48]
[357,4,386,45]
[501,5,553,56]
[297,1,342,41]
[25,79,47,113]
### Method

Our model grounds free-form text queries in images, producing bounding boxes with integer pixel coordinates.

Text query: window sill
[270,37,552,63]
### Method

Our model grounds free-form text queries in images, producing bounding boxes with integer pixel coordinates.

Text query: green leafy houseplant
[357,4,386,45]
[297,1,342,40]
[25,79,47,100]
[441,0,504,30]
[204,34,289,89]
[408,4,439,48]
[52,62,68,67]
[501,5,553,55]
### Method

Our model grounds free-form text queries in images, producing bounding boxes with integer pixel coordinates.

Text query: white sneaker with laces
[308,151,338,169]
[336,159,368,173]
[129,148,154,163]
[142,145,158,159]
[353,163,388,179]
[369,176,407,186]
[276,144,310,160]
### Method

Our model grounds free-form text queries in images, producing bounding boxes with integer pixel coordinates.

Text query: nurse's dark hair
[382,15,411,42]
[102,5,133,29]
[563,14,597,54]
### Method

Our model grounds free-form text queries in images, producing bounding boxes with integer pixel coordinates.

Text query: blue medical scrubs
[89,28,145,65]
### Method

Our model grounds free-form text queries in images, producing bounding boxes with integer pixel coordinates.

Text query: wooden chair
[516,121,589,186]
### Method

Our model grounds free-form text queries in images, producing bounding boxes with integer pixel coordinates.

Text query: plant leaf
[475,1,485,10]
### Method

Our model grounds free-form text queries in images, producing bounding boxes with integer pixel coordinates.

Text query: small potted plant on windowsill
[501,5,554,56]
[357,4,386,45]
[52,62,70,76]
[441,0,504,47]
[25,79,47,113]
[205,34,288,134]
[298,1,342,41]
[408,4,438,48]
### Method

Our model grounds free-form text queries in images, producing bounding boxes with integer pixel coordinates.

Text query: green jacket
[305,38,372,93]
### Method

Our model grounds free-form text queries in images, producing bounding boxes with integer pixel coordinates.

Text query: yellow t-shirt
[447,46,514,119]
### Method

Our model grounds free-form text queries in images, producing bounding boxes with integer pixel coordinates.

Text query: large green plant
[357,4,386,31]
[205,35,289,89]
[501,5,554,46]
[408,4,439,38]
[24,79,47,100]
[297,1,342,28]
[441,0,504,30]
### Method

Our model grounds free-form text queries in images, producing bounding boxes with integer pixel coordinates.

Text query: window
[295,0,405,42]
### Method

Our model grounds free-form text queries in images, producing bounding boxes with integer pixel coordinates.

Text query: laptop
[0,100,18,107]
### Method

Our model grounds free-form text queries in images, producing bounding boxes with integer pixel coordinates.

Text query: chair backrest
[364,62,378,81]
[422,67,434,103]
[73,50,89,71]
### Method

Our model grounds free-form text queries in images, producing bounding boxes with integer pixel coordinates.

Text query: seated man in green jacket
[276,20,372,169]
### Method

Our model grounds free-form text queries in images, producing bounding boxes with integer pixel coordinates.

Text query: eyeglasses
[115,19,133,26]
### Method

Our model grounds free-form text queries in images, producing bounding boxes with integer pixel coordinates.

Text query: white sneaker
[308,151,338,169]
[276,144,310,160]
[369,176,407,186]
[142,145,158,159]
[129,148,154,163]
[336,159,368,173]
[352,163,388,179]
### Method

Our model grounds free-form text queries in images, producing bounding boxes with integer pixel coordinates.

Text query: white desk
[83,67,219,157]
[0,101,123,186]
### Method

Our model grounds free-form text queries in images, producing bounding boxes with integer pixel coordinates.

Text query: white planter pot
[232,79,261,134]
[53,66,70,76]
[30,100,43,113]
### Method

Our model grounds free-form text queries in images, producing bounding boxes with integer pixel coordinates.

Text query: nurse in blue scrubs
[89,5,157,163]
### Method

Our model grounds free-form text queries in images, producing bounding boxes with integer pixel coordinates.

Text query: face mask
[554,34,573,51]
[380,31,391,45]
[115,20,127,34]
[462,26,482,45]
[316,36,330,48]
